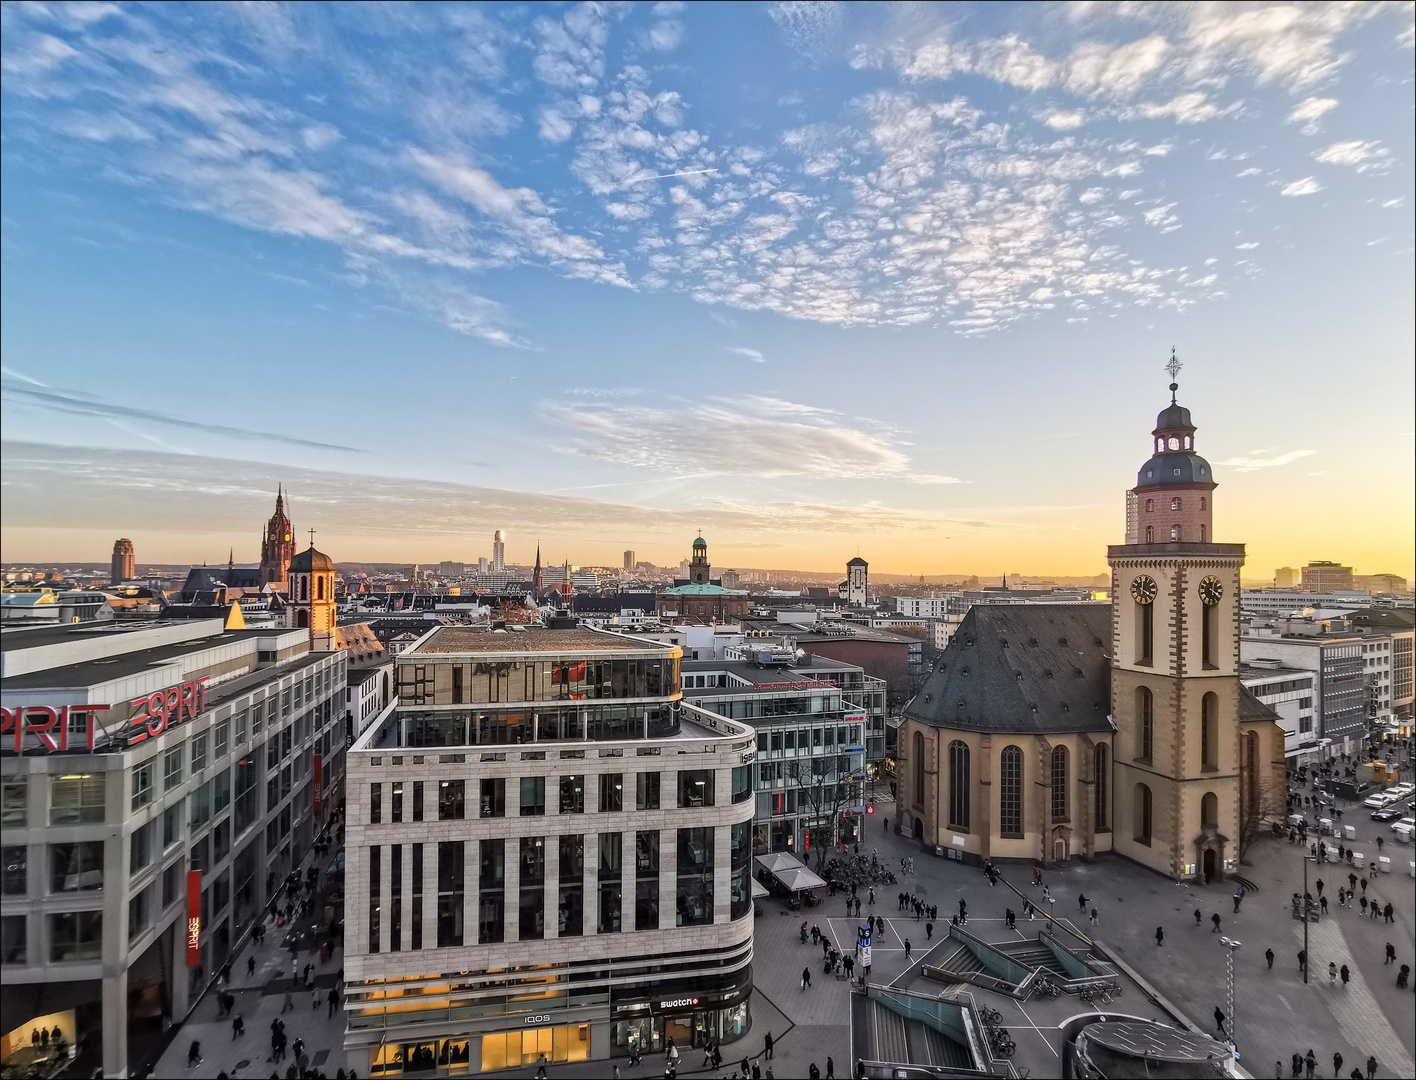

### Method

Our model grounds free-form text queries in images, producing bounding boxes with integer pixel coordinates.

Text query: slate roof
[903,604,1114,734]
[1239,685,1282,723]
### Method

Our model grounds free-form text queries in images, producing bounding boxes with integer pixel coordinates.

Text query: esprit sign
[127,678,211,745]
[2,676,209,754]
[3,705,110,753]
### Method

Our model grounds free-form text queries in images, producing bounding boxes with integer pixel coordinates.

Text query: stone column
[103,969,129,1079]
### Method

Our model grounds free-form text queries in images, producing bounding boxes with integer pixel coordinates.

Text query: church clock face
[1130,575,1158,605]
[1199,576,1224,607]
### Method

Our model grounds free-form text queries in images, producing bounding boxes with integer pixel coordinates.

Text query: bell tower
[289,534,337,651]
[1109,354,1250,884]
[690,535,711,584]
[259,487,295,587]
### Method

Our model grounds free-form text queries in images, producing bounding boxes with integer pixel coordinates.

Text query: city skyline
[3,2,1413,577]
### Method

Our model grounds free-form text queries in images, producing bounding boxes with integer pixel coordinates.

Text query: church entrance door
[912,817,923,841]
[1202,847,1216,884]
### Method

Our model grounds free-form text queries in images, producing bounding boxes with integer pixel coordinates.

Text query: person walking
[904,940,912,962]
[1383,902,1394,923]
[1366,1055,1378,1079]
[1385,941,1397,964]
[1155,926,1164,947]
[247,955,257,978]
[1266,947,1275,969]
[826,1056,835,1079]
[1078,893,1089,912]
[764,1032,774,1059]
[187,1040,203,1068]
[281,988,294,1013]
[232,1015,244,1039]
[1291,1051,1303,1077]
[1089,907,1099,926]
[1340,964,1350,986]
[1297,949,1307,975]
[1212,912,1222,933]
[1334,1051,1343,1077]
[802,966,812,990]
[1195,908,1203,926]
[1304,1048,1316,1079]
[808,1063,820,1080]
[1006,909,1016,930]
[1328,961,1338,986]
[1214,1006,1226,1038]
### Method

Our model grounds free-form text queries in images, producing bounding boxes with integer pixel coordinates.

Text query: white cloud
[539,394,960,483]
[533,2,609,90]
[724,347,766,363]
[1217,449,1317,471]
[1280,177,1323,196]
[1130,92,1219,124]
[1040,110,1086,130]
[1315,140,1388,169]
[1235,241,1259,250]
[1288,96,1337,130]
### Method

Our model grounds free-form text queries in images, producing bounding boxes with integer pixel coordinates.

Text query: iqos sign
[523,1015,553,1025]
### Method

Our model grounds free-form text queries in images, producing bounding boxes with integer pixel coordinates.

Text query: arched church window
[1137,686,1154,760]
[1171,497,1182,511]
[1145,526,1154,544]
[317,576,325,601]
[1199,496,1206,510]
[947,741,970,831]
[1200,525,1206,542]
[1202,693,1219,769]
[1201,791,1218,827]
[999,746,1023,837]
[1168,436,1179,449]
[1145,499,1154,512]
[300,577,308,602]
[1050,746,1069,822]
[1094,744,1109,830]
[1134,784,1152,845]
[912,731,926,809]
[1171,525,1181,541]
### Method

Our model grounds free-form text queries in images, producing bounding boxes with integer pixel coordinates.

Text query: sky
[2,1,1413,581]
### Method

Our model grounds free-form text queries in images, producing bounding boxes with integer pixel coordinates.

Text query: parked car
[1388,782,1414,799]
[1392,816,1415,843]
[1363,790,1397,809]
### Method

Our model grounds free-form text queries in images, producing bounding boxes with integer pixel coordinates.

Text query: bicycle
[977,1006,1003,1027]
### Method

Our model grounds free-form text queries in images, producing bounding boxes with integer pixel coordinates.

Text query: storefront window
[479,1025,588,1072]
[729,822,751,920]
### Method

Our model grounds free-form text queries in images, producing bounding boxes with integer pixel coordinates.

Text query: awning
[751,878,770,900]
[754,852,828,892]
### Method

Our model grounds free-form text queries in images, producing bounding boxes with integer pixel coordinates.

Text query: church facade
[896,374,1286,882]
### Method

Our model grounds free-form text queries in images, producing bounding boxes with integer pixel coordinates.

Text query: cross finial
[308,527,316,546]
[1165,347,1182,403]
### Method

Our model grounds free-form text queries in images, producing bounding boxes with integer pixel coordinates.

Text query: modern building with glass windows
[679,653,882,857]
[1,618,347,1078]
[344,627,755,1075]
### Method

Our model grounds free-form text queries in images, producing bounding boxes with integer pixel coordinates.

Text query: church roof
[903,604,1114,734]
[1136,451,1214,489]
[847,556,868,567]
[693,536,707,547]
[289,546,334,573]
[1239,685,1282,724]
[663,582,745,596]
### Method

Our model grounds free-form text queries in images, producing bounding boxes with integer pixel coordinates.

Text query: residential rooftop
[403,626,674,655]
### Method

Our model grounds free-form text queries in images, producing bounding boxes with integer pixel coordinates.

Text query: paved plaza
[150,795,1414,1080]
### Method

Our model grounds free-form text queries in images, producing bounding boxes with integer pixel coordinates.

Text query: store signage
[313,755,323,815]
[523,1015,553,1025]
[657,997,699,1009]
[750,679,837,691]
[186,871,202,967]
[128,678,211,746]
[3,705,110,753]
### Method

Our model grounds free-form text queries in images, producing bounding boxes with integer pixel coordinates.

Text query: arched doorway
[296,609,309,628]
[1202,848,1216,884]
[912,817,923,841]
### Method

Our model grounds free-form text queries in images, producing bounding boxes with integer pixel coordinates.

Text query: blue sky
[2,1,1412,578]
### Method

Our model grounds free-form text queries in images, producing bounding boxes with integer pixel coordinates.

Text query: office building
[1273,567,1297,589]
[623,551,635,573]
[343,627,755,1074]
[1240,661,1318,761]
[1301,561,1354,593]
[492,531,507,573]
[110,540,135,586]
[1,619,347,1078]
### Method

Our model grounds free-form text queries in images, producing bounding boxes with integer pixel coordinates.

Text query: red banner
[313,755,323,815]
[186,871,202,967]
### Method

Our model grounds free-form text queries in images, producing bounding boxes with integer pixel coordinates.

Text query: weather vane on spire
[1165,347,1182,403]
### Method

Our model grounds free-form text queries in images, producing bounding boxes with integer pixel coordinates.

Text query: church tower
[532,544,544,598]
[289,539,337,651]
[689,536,711,584]
[1108,356,1279,883]
[259,487,295,587]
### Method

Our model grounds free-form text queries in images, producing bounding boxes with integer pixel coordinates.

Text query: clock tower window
[1137,600,1153,664]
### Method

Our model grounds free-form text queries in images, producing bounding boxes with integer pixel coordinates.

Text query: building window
[1201,791,1218,828]
[635,831,660,931]
[559,775,585,814]
[51,842,104,892]
[1137,602,1154,665]
[999,746,1023,837]
[163,747,184,791]
[479,778,504,818]
[2,846,27,896]
[947,741,969,831]
[1199,496,1206,510]
[1138,687,1154,760]
[1145,499,1154,512]
[48,911,102,963]
[391,782,404,824]
[130,765,154,812]
[191,734,208,773]
[410,843,424,950]
[437,841,465,947]
[214,722,229,760]
[368,846,381,953]
[478,840,504,944]
[1203,603,1219,669]
[1170,525,1181,541]
[598,773,623,813]
[1134,784,1153,846]
[1201,693,1219,770]
[53,775,106,825]
[2,779,27,827]
[129,822,154,874]
[370,783,382,824]
[1094,745,1109,831]
[1145,525,1154,543]
[677,770,714,808]
[636,772,660,811]
[675,827,713,927]
[598,833,622,934]
[1171,497,1182,511]
[912,731,925,808]
[519,777,546,816]
[1199,524,1206,541]
[731,766,752,803]
[1050,746,1069,822]
[2,915,26,966]
[558,835,584,938]
[439,779,466,820]
[519,837,545,941]
[730,821,751,921]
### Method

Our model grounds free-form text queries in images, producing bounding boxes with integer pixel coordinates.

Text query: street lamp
[1218,937,1241,1047]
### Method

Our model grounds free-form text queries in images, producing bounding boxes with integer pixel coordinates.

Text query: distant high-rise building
[259,487,295,587]
[1302,561,1353,594]
[624,549,636,572]
[110,538,135,584]
[438,561,465,578]
[492,530,507,572]
[1354,573,1407,595]
[846,556,869,606]
[478,557,489,574]
[1273,566,1297,589]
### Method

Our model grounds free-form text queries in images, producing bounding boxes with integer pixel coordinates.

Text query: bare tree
[1238,772,1287,863]
[789,755,863,872]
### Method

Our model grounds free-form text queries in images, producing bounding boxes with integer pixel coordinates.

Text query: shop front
[609,977,751,1059]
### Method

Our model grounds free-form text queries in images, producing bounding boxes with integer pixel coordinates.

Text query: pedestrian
[904,940,912,962]
[187,1040,202,1068]
[809,1063,820,1080]
[802,966,812,990]
[1265,947,1275,969]
[1032,866,1041,887]
[1291,1051,1302,1077]
[232,1015,244,1039]
[1155,926,1164,947]
[1297,949,1307,974]
[826,1056,835,1079]
[1214,1006,1226,1037]
[765,1032,774,1059]
[1360,896,1369,916]
[1211,912,1222,933]
[1195,908,1203,926]
[1366,1055,1377,1079]
[1006,909,1016,930]
[1334,1052,1343,1077]
[1397,963,1410,988]
[248,955,256,978]
[1385,942,1396,964]
[908,856,914,874]
[312,988,320,1010]
[1304,1048,1316,1079]
[1089,907,1099,926]
[1383,902,1393,923]
[1078,893,1089,912]
[535,1052,548,1079]
[281,989,293,1013]
[1340,964,1350,986]
[925,920,933,939]
[328,987,340,1017]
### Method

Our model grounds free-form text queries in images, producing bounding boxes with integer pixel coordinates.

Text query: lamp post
[1219,937,1241,1047]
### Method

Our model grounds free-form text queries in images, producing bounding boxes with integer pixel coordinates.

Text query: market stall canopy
[755,852,827,892]
[751,878,770,899]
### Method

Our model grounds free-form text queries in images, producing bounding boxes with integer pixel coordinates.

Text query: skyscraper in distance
[110,538,135,584]
[624,550,636,572]
[492,530,506,572]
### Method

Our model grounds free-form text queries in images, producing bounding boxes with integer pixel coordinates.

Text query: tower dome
[1125,357,1217,546]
